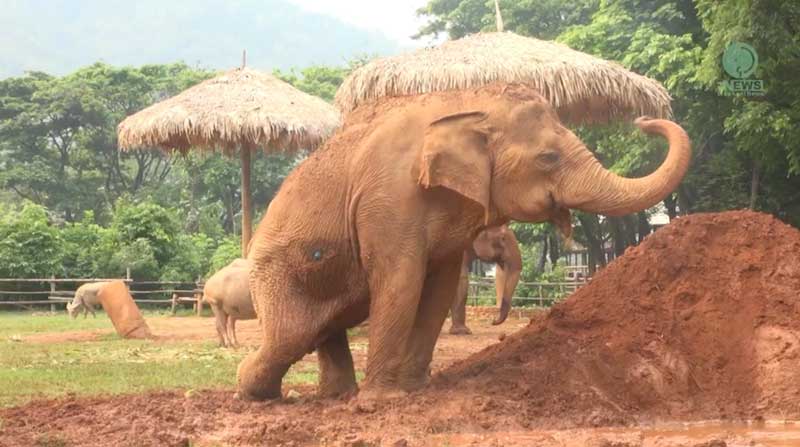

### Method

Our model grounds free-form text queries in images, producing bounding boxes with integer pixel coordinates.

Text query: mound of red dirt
[433,210,800,426]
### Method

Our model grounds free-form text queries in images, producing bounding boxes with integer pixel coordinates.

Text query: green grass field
[0,311,320,408]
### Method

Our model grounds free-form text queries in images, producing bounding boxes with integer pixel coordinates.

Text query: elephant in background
[67,281,110,318]
[204,258,256,347]
[238,82,691,402]
[449,224,522,335]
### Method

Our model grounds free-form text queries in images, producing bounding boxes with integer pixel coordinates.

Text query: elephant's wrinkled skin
[449,224,522,335]
[204,258,256,347]
[239,82,691,401]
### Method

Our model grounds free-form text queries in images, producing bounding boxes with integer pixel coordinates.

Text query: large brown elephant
[238,82,691,402]
[449,224,522,335]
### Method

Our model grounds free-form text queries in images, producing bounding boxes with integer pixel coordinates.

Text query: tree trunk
[576,213,605,274]
[610,217,626,258]
[537,238,548,272]
[225,187,237,235]
[624,214,638,247]
[548,232,560,267]
[241,148,252,257]
[677,185,692,215]
[664,194,677,220]
[637,211,651,242]
[749,160,761,210]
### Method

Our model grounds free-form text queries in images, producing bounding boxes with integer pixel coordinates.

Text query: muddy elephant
[204,259,256,347]
[238,82,691,402]
[449,224,522,335]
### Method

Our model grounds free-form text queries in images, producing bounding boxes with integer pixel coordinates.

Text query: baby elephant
[203,258,256,347]
[449,224,522,335]
[67,282,110,319]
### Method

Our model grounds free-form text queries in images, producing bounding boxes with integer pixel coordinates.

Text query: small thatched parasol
[334,32,672,124]
[118,66,341,256]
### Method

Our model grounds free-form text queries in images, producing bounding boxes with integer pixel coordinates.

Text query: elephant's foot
[399,369,431,393]
[318,372,358,399]
[448,324,472,335]
[355,384,408,411]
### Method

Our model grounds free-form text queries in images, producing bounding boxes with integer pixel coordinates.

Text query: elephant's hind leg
[227,316,238,347]
[401,254,463,391]
[211,305,229,347]
[317,329,357,398]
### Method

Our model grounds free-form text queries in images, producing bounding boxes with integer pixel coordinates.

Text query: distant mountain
[0,0,401,78]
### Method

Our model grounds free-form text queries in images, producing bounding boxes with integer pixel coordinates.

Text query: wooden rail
[0,272,205,315]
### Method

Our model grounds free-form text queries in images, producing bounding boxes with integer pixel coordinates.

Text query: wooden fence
[0,271,205,315]
[0,274,588,315]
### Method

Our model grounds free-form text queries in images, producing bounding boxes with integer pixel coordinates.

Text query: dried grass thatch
[335,32,672,124]
[118,67,341,154]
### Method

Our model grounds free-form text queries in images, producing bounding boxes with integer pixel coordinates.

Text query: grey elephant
[237,82,691,402]
[449,224,522,335]
[67,282,110,319]
[203,258,256,347]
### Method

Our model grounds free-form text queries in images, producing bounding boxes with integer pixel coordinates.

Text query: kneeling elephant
[237,82,691,402]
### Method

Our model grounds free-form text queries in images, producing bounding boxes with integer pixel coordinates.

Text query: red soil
[2,210,800,446]
[433,210,800,426]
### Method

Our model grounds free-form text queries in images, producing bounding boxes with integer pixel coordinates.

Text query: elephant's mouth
[547,192,573,238]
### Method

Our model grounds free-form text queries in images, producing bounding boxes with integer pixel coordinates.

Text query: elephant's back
[78,281,110,304]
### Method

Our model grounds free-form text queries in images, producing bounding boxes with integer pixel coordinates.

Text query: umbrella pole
[240,148,252,257]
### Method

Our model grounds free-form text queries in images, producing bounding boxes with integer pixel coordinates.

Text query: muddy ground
[3,210,800,446]
[4,315,799,447]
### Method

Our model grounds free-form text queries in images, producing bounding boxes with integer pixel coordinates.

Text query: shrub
[0,203,63,278]
[207,236,241,278]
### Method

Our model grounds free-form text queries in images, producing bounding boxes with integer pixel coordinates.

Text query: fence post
[49,275,56,313]
[126,268,131,282]
[195,277,204,317]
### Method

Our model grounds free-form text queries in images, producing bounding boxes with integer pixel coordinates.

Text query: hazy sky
[286,0,441,47]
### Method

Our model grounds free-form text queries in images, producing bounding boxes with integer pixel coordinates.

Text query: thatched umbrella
[334,31,672,124]
[118,67,340,256]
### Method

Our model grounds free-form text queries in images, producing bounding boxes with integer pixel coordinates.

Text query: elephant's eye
[311,249,323,261]
[537,151,560,165]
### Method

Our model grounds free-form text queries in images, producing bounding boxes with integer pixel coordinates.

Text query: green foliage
[160,233,215,282]
[59,211,109,277]
[275,65,349,103]
[207,237,242,278]
[110,200,181,267]
[0,203,63,278]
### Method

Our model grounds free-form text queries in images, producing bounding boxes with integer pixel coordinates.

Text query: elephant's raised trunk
[562,118,691,217]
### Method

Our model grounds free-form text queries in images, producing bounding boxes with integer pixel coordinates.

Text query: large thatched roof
[335,32,672,124]
[118,67,341,154]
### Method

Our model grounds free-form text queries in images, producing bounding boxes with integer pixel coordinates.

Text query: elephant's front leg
[360,256,426,400]
[402,255,464,390]
[448,254,472,335]
[317,329,357,398]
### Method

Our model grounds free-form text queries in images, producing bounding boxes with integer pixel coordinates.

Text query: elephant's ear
[417,111,492,221]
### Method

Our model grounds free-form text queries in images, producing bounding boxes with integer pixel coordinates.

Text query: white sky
[286,0,441,48]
